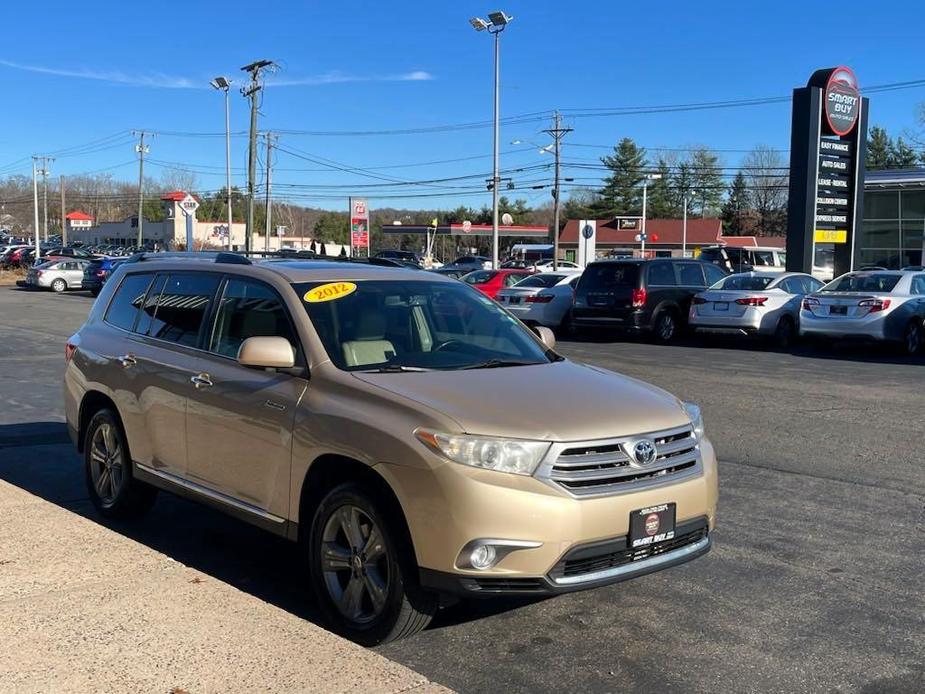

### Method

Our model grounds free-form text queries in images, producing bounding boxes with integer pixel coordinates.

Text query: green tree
[313,212,349,244]
[689,147,723,217]
[594,138,647,217]
[646,158,675,218]
[866,126,893,170]
[721,172,750,235]
[891,137,918,168]
[562,188,600,221]
[671,162,695,217]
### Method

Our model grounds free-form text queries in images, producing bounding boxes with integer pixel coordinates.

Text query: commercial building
[860,169,925,268]
[558,217,785,262]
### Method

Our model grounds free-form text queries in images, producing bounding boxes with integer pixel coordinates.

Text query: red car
[462,268,533,299]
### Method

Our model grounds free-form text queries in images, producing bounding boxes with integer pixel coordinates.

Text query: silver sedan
[689,272,823,347]
[25,259,90,293]
[495,271,581,329]
[800,270,925,355]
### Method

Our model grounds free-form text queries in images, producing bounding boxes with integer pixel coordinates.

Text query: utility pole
[60,175,66,247]
[133,131,150,246]
[32,156,54,242]
[264,132,274,253]
[31,158,41,262]
[241,59,277,254]
[682,195,688,257]
[543,111,572,271]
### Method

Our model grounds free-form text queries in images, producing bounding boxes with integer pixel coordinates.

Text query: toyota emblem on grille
[629,439,657,466]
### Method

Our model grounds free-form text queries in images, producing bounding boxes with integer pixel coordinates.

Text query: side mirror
[534,325,556,350]
[237,336,296,369]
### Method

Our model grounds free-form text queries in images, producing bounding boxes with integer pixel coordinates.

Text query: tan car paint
[66,258,718,583]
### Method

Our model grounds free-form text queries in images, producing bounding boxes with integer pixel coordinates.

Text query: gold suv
[64,253,718,645]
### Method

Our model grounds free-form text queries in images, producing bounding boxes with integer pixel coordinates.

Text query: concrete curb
[0,479,453,694]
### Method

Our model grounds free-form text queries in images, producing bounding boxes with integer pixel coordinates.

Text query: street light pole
[471,11,513,269]
[211,77,234,249]
[640,173,662,258]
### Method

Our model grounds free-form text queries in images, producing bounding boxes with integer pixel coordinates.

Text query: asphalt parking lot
[1,287,923,693]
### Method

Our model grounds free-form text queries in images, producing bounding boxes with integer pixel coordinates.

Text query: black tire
[900,319,922,356]
[652,309,678,344]
[51,278,67,293]
[773,315,796,349]
[307,483,436,645]
[84,408,157,519]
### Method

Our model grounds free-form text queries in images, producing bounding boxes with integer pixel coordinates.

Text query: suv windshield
[714,275,775,290]
[295,279,552,371]
[822,273,901,293]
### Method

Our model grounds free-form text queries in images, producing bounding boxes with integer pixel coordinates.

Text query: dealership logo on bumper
[628,439,657,466]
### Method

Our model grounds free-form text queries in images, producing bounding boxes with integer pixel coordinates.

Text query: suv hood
[352,360,690,441]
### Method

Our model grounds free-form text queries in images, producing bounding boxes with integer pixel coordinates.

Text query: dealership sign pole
[786,66,868,278]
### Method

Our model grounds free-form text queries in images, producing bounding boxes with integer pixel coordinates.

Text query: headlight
[683,401,705,442]
[415,429,550,476]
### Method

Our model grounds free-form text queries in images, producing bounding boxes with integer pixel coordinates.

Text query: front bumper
[376,437,718,593]
[420,516,711,596]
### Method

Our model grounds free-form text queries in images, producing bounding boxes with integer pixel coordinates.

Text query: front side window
[144,273,220,347]
[209,278,299,358]
[104,273,154,332]
[296,280,552,371]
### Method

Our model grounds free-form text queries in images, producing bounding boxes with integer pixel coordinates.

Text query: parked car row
[434,257,925,357]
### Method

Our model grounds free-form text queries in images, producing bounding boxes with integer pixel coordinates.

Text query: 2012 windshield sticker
[304,282,357,303]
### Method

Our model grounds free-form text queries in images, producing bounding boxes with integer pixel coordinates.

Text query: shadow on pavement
[0,421,537,638]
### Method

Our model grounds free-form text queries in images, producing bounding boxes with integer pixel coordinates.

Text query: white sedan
[496,271,581,329]
[800,270,925,355]
[689,272,823,347]
[532,259,582,271]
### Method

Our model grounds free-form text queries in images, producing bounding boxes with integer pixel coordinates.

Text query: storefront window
[863,191,899,219]
[857,248,900,267]
[860,220,900,248]
[900,190,925,220]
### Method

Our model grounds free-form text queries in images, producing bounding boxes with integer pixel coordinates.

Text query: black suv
[374,249,422,266]
[571,258,727,342]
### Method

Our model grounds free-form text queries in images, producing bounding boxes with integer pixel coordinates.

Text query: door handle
[190,373,213,389]
[117,354,137,368]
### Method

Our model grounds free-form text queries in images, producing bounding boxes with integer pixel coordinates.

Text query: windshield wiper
[361,364,430,373]
[457,358,544,370]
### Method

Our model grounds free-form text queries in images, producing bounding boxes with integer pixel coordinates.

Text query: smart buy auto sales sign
[822,67,860,137]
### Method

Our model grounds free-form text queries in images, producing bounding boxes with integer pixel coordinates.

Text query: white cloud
[0,59,197,89]
[268,70,434,87]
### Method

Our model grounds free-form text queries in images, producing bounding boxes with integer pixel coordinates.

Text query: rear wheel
[51,278,67,293]
[653,310,678,343]
[307,483,436,645]
[901,320,922,356]
[773,315,796,349]
[84,409,157,518]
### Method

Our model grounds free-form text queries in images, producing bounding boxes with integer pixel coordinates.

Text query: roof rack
[120,249,411,269]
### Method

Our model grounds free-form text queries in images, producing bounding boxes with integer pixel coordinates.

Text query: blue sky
[1,0,924,211]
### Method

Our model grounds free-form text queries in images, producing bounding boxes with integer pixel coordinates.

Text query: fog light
[469,544,497,570]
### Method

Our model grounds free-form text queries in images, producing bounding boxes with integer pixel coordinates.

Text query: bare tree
[741,145,788,236]
[159,167,200,194]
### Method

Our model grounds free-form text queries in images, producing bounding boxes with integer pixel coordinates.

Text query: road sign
[179,194,199,215]
[462,220,472,233]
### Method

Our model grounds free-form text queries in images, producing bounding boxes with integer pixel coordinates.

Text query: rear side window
[144,273,221,347]
[647,261,676,286]
[209,278,299,358]
[677,263,706,287]
[104,273,154,332]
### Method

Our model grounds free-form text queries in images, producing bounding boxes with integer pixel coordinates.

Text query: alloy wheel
[88,422,124,506]
[320,505,390,625]
[658,313,676,342]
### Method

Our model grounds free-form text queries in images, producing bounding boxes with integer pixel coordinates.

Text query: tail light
[735,297,768,306]
[65,341,77,364]
[692,296,707,305]
[526,294,554,303]
[858,298,891,312]
[802,297,820,310]
[631,288,647,308]
[35,270,44,277]
[96,270,106,277]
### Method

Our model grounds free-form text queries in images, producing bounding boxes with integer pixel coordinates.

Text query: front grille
[541,425,701,496]
[548,519,709,582]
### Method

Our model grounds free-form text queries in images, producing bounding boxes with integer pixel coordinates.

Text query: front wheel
[51,278,67,293]
[307,483,435,645]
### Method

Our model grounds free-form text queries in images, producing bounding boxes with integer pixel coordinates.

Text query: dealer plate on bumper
[630,503,676,548]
